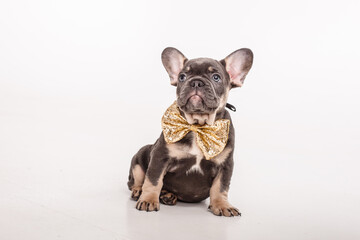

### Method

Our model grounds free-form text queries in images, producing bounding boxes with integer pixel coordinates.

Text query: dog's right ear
[161,47,187,86]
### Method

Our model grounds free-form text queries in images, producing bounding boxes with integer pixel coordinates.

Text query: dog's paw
[131,187,142,201]
[136,195,160,212]
[159,190,177,205]
[208,203,241,217]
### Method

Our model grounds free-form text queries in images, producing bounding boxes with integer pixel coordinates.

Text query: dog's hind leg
[127,145,152,201]
[159,189,178,205]
[128,164,145,201]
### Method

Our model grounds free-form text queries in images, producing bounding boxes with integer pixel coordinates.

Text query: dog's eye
[179,73,186,82]
[212,74,221,82]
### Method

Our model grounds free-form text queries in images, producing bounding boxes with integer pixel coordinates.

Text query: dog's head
[162,47,253,125]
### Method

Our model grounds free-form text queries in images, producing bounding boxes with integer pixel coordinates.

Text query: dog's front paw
[208,202,241,217]
[136,195,160,212]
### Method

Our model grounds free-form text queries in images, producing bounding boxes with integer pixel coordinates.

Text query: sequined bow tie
[161,101,230,160]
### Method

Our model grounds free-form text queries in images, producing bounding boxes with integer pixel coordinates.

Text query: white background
[1,0,360,239]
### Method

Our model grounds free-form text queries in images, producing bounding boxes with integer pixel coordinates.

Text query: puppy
[127,47,253,216]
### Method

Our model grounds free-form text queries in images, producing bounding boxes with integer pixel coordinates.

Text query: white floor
[1,98,359,240]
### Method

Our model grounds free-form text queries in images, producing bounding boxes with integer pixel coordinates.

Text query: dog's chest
[166,132,206,175]
[165,130,231,169]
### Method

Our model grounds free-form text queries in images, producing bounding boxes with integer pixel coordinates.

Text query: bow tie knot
[190,125,198,132]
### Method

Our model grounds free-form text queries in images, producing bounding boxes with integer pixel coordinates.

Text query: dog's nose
[190,79,205,88]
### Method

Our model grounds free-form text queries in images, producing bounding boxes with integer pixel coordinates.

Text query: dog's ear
[161,47,187,86]
[221,48,253,88]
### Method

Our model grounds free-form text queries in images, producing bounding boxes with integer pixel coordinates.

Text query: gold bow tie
[161,101,230,160]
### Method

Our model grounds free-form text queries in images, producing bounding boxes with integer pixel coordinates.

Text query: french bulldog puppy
[127,47,253,216]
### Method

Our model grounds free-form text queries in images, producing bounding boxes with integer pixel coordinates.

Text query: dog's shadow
[125,197,238,239]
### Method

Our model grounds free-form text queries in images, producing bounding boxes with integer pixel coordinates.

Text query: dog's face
[162,48,253,125]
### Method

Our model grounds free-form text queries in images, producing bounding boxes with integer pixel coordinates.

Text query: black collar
[225,103,236,112]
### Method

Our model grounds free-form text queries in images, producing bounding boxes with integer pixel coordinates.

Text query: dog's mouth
[188,94,204,110]
[178,90,218,110]
[177,93,218,125]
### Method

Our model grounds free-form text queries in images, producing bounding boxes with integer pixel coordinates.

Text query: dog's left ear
[221,48,253,88]
[161,47,187,86]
